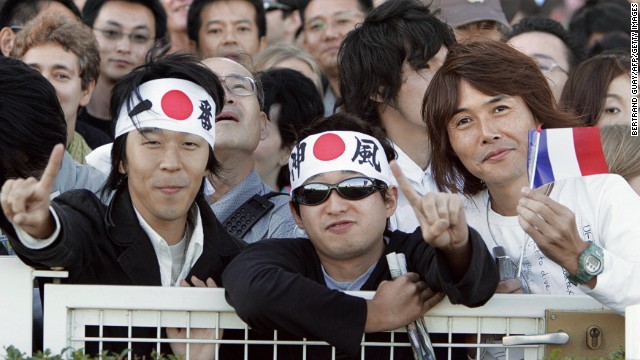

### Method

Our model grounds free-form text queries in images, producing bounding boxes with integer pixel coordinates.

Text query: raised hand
[390,161,469,252]
[365,272,445,332]
[517,187,588,277]
[167,276,220,360]
[1,144,64,239]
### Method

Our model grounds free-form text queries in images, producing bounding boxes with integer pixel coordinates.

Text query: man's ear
[79,79,97,107]
[278,145,293,167]
[0,27,15,56]
[385,186,398,219]
[289,201,304,229]
[259,111,269,141]
[118,161,126,175]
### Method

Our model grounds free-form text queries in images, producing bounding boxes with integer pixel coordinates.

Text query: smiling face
[92,1,156,82]
[302,0,364,78]
[202,57,267,155]
[197,0,265,60]
[161,0,192,32]
[120,128,210,231]
[596,74,631,127]
[293,170,396,265]
[447,80,537,190]
[22,43,94,146]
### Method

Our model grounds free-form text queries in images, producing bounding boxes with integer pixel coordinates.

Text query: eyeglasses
[219,74,257,97]
[93,27,152,44]
[10,25,23,33]
[304,11,364,33]
[292,177,387,206]
[536,58,568,75]
[263,1,293,12]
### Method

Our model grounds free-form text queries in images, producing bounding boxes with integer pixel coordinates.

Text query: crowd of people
[0,0,637,359]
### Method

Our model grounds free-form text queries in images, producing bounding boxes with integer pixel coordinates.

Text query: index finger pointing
[38,144,64,191]
[390,161,422,207]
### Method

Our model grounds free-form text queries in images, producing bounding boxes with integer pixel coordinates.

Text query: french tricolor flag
[527,127,609,188]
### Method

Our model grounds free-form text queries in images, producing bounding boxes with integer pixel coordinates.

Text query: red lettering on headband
[313,133,346,161]
[161,90,193,120]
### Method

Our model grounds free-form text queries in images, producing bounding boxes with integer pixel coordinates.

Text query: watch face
[585,254,603,274]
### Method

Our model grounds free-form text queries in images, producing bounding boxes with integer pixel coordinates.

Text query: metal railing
[42,284,618,360]
[1,257,635,359]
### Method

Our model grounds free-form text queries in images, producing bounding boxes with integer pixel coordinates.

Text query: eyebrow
[206,19,254,27]
[27,63,75,72]
[453,95,512,116]
[103,20,151,31]
[306,10,361,23]
[532,53,556,61]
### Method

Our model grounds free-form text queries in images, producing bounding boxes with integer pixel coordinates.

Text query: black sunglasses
[263,1,293,12]
[292,177,387,206]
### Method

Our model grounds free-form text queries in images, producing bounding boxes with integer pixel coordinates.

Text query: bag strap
[221,192,287,239]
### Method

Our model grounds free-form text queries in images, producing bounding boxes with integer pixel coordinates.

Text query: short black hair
[506,16,586,72]
[103,52,225,193]
[258,68,324,189]
[0,0,81,28]
[187,0,266,44]
[568,1,630,50]
[82,0,167,42]
[0,56,67,184]
[338,0,455,129]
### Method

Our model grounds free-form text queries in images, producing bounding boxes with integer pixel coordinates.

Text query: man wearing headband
[0,53,243,357]
[223,113,498,359]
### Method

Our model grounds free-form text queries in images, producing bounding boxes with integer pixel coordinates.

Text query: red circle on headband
[161,90,193,120]
[314,133,345,161]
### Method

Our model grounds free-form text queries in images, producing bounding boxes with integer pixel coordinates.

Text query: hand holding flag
[527,127,608,188]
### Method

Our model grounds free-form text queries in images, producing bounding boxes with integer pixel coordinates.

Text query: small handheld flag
[527,127,609,188]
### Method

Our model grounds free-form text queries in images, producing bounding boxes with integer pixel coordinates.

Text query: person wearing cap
[431,0,510,42]
[0,53,243,358]
[222,113,498,359]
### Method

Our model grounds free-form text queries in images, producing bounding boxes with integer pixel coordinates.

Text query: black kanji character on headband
[199,100,213,130]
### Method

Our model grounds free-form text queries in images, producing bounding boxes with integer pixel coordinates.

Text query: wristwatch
[567,242,604,285]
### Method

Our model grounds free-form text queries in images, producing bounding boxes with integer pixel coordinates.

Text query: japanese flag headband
[115,78,216,149]
[289,131,393,192]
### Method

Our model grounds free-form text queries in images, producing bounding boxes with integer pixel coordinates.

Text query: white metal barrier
[0,257,67,354]
[627,303,640,360]
[42,284,620,360]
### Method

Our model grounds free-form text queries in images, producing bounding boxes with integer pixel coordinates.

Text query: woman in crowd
[560,51,631,126]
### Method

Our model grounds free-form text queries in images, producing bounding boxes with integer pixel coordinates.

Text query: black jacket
[1,186,244,356]
[223,227,499,359]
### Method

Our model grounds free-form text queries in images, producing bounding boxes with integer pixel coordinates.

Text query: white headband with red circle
[289,131,393,192]
[115,78,216,149]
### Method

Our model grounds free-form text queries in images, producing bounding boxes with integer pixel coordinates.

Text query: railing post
[0,257,34,355]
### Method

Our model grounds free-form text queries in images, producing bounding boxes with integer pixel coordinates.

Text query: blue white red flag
[527,127,609,188]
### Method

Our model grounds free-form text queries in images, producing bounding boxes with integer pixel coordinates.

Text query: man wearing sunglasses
[223,113,499,359]
[202,56,297,244]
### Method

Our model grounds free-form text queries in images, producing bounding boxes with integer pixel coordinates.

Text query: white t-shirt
[465,174,640,314]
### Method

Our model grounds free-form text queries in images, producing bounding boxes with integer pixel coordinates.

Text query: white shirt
[465,174,640,314]
[389,142,439,232]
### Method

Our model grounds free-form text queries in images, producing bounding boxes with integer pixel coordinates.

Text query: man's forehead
[202,57,253,78]
[304,0,362,18]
